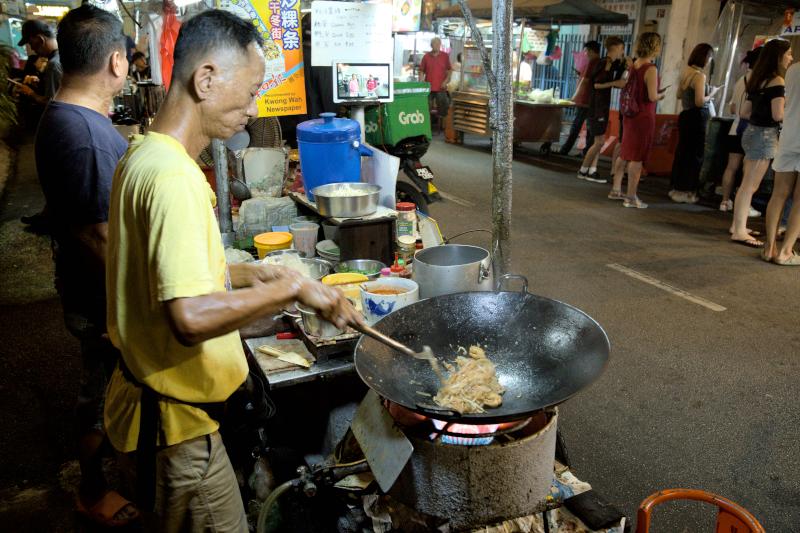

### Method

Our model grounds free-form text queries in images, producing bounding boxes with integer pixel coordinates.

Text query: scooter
[381,134,441,215]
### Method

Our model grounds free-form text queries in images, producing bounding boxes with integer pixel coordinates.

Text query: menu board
[311,1,394,67]
[220,0,307,117]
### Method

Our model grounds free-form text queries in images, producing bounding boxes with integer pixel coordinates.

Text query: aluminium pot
[412,244,493,299]
[295,303,344,339]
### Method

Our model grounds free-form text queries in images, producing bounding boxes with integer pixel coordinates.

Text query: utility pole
[458,0,514,276]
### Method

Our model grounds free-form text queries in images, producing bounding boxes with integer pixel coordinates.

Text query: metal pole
[491,0,514,276]
[212,138,234,244]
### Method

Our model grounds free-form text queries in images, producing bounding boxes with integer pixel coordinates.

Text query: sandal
[760,248,773,263]
[76,490,140,527]
[774,254,800,266]
[607,190,625,200]
[731,237,764,248]
[623,197,648,209]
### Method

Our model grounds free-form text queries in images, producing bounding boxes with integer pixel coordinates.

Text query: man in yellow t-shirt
[105,10,360,531]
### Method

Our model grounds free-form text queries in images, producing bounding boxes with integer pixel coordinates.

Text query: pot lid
[297,112,361,143]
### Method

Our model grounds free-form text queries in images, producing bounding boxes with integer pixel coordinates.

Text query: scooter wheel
[540,143,552,155]
[396,181,429,215]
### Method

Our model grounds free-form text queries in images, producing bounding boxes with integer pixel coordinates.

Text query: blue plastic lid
[297,112,361,143]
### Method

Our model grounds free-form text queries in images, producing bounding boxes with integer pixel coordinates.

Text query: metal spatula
[353,323,443,380]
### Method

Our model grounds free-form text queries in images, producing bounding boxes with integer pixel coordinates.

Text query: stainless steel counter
[244,337,356,389]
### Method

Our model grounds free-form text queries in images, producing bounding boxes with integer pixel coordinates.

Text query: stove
[387,406,558,530]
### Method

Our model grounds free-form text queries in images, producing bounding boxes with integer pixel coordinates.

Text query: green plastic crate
[365,81,432,147]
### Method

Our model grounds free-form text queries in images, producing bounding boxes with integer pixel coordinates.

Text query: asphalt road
[1,135,797,532]
[420,136,799,532]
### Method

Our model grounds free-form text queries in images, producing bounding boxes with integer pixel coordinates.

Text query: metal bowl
[266,249,306,259]
[335,259,387,280]
[296,303,345,339]
[311,183,380,218]
[301,258,333,280]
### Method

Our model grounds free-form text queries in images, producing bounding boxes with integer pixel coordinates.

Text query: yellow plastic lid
[254,232,293,246]
[322,273,369,286]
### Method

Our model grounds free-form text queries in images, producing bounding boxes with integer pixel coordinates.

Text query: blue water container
[297,113,373,201]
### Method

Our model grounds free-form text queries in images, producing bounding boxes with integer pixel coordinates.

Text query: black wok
[354,278,610,424]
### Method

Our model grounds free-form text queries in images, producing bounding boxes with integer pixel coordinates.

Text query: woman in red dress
[609,32,666,209]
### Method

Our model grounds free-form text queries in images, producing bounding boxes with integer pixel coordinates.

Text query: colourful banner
[220,0,307,117]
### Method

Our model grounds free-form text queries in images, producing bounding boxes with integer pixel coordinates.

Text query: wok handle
[496,274,529,293]
[351,323,418,359]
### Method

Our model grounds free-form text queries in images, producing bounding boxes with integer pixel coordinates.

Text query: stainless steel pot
[412,244,493,299]
[296,303,344,339]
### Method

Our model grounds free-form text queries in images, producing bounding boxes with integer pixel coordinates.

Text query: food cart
[435,0,628,153]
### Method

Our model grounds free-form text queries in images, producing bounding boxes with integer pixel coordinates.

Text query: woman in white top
[763,62,800,265]
[719,48,761,212]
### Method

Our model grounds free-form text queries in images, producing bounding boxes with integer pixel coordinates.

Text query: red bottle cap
[396,202,416,212]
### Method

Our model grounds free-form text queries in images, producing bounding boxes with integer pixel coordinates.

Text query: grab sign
[399,111,425,125]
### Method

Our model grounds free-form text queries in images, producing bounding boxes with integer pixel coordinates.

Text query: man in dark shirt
[17,19,63,233]
[559,41,600,156]
[577,36,628,183]
[16,19,62,104]
[35,5,138,526]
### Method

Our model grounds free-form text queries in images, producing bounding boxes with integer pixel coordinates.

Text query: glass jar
[397,235,416,264]
[396,202,417,239]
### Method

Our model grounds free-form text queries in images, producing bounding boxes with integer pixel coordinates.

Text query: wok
[354,276,610,423]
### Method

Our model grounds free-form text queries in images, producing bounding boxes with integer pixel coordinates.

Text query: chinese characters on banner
[220,0,307,117]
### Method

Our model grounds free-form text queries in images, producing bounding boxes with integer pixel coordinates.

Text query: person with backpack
[576,36,628,183]
[731,38,793,248]
[609,32,666,209]
[668,43,719,204]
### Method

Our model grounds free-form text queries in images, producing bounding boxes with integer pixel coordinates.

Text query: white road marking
[606,263,727,312]
[437,190,475,208]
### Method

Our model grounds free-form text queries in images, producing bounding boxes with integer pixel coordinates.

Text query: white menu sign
[311,1,394,67]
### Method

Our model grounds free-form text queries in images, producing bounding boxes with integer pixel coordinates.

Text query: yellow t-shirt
[104,132,248,453]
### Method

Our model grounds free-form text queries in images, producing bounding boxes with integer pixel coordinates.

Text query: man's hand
[23,75,39,85]
[228,262,298,289]
[15,84,35,97]
[296,278,363,329]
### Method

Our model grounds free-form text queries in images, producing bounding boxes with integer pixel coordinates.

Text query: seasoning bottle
[397,259,412,278]
[397,235,416,264]
[390,253,404,277]
[395,202,417,239]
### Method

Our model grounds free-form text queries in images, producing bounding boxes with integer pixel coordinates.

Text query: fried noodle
[433,346,505,414]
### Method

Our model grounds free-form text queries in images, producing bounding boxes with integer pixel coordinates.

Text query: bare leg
[731,158,769,241]
[611,142,622,171]
[79,430,107,501]
[626,161,643,199]
[611,160,627,193]
[721,153,743,204]
[777,173,800,261]
[580,136,604,170]
[764,171,795,259]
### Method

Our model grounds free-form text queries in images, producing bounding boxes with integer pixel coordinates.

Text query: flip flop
[774,254,800,266]
[760,248,773,263]
[731,237,763,248]
[76,490,140,527]
[728,229,761,236]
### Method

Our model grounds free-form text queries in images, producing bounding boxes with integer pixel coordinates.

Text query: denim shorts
[742,125,779,161]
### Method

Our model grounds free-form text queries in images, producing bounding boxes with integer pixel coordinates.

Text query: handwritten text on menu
[311,1,393,67]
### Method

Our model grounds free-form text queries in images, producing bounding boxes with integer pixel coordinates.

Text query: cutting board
[253,338,315,374]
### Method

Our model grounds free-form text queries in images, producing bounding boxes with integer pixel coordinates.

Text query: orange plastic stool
[635,488,765,533]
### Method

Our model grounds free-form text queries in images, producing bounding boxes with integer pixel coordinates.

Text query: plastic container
[253,232,293,259]
[297,113,373,201]
[380,267,392,277]
[396,202,417,239]
[289,222,319,259]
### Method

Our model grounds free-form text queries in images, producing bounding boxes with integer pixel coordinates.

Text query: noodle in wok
[433,346,505,414]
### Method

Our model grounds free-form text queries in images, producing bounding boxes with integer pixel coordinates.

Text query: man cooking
[419,37,452,124]
[35,5,138,527]
[104,10,361,530]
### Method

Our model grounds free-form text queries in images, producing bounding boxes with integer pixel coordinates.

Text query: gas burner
[429,417,533,445]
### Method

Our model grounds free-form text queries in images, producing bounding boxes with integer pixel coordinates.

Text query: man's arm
[73,222,107,272]
[16,84,49,106]
[165,275,362,346]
